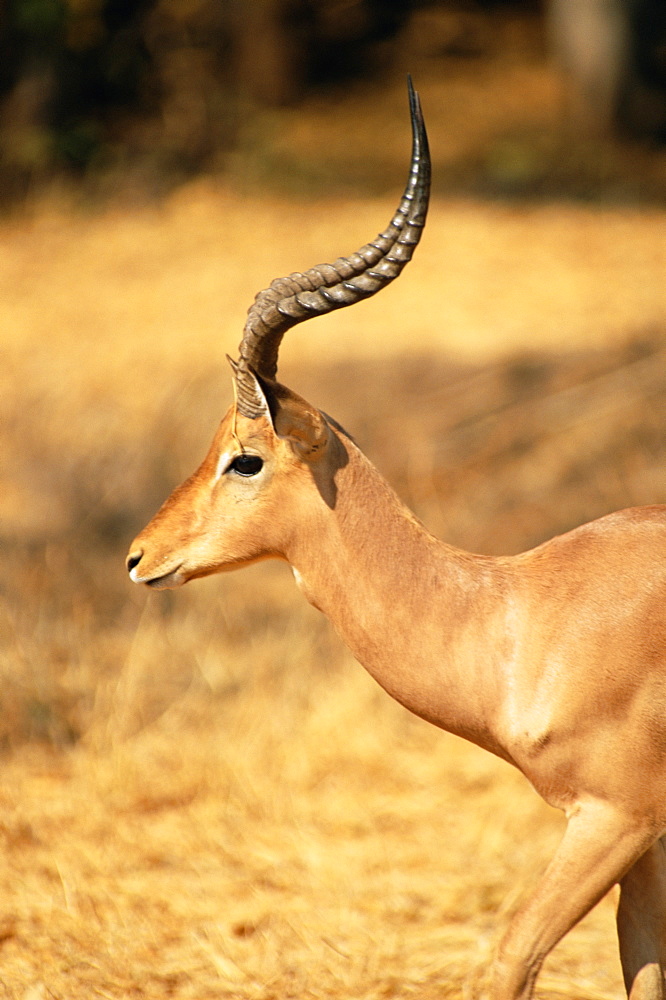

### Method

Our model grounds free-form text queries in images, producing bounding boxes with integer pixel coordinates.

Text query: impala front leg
[492,802,658,1000]
[617,836,666,999]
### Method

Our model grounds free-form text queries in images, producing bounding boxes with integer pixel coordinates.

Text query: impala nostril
[126,550,143,574]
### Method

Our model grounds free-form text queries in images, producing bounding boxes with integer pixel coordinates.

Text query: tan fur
[128,384,666,1000]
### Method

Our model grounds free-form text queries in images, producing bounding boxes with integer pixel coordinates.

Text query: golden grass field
[1,66,666,999]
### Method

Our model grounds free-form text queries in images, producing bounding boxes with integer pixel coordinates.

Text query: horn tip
[406,74,419,114]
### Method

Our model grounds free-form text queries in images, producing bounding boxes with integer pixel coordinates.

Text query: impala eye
[228,454,264,477]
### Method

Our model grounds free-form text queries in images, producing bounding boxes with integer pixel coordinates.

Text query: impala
[127,81,666,999]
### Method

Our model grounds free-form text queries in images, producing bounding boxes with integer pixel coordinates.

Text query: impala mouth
[143,568,185,590]
[127,558,185,590]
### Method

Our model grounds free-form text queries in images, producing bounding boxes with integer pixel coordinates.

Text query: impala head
[126,78,430,590]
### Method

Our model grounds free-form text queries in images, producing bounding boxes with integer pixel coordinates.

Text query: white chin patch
[130,566,184,589]
[145,572,183,590]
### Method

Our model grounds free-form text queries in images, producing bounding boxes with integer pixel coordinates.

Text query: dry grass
[1,63,666,999]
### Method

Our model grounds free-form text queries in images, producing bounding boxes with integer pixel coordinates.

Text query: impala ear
[272,384,330,460]
[227,357,328,458]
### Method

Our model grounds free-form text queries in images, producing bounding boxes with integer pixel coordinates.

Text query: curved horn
[234,76,431,417]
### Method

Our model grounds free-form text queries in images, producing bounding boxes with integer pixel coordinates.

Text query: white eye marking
[215,448,235,481]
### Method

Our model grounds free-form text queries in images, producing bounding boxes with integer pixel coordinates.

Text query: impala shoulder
[581,504,666,534]
[514,504,666,564]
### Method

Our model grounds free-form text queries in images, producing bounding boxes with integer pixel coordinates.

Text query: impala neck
[286,431,513,761]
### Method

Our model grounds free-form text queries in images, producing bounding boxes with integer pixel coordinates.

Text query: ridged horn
[234,76,431,418]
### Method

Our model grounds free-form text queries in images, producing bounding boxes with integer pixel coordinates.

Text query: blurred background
[1,3,666,998]
[1,0,665,204]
